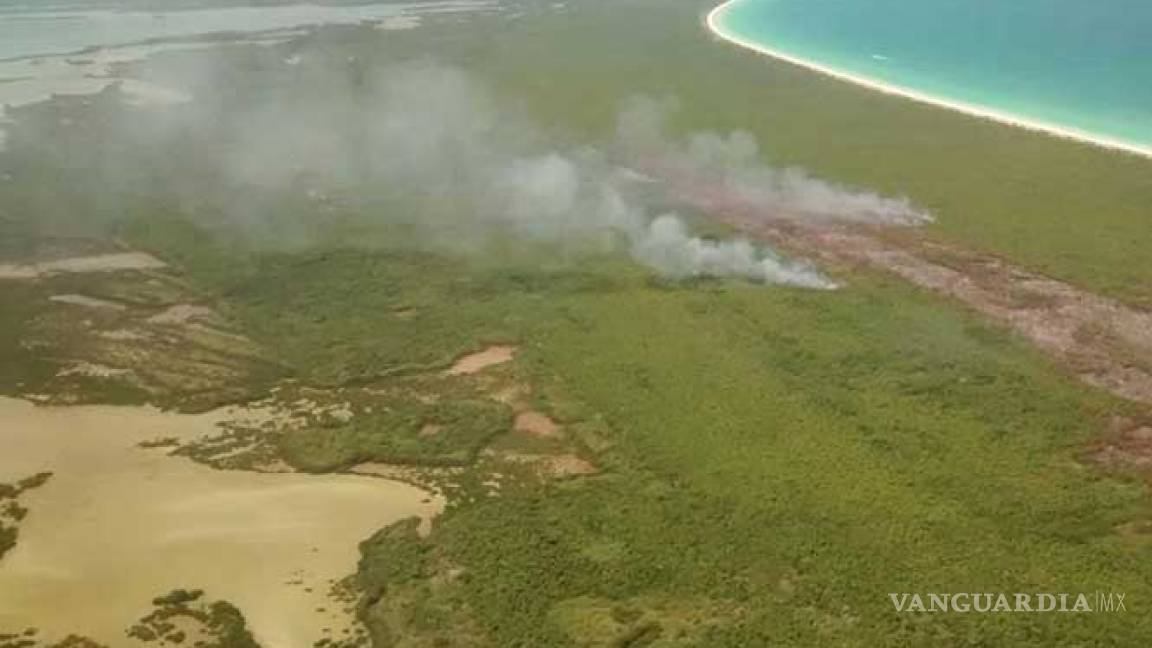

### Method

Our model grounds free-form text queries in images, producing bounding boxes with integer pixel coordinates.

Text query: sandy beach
[705,0,1152,160]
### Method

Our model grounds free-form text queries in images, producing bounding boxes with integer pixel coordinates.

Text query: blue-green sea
[714,0,1152,153]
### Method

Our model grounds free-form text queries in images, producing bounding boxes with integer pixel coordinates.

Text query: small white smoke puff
[631,215,838,289]
[616,97,932,226]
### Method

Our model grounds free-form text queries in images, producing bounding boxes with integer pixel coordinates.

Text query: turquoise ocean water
[714,0,1152,152]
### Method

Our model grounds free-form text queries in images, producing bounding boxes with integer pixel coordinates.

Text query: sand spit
[0,252,166,279]
[705,1,1152,160]
[446,345,516,375]
[0,397,443,646]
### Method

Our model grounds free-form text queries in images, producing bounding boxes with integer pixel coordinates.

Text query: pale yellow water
[0,397,442,646]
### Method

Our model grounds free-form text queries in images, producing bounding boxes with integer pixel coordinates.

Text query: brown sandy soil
[445,345,516,376]
[1086,415,1152,475]
[513,410,562,438]
[497,452,598,479]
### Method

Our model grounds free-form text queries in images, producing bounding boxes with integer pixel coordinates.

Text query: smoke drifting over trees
[3,53,929,288]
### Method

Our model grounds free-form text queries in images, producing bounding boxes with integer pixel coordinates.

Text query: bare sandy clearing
[1087,415,1152,474]
[146,304,217,326]
[49,294,127,310]
[501,452,597,479]
[446,345,516,375]
[514,410,562,438]
[0,252,166,279]
[0,397,442,646]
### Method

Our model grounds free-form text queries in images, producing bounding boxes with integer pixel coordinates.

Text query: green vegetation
[174,373,514,473]
[0,282,57,398]
[128,589,260,648]
[129,215,1152,644]
[0,473,52,561]
[2,1,1152,645]
[276,381,509,472]
[356,518,484,647]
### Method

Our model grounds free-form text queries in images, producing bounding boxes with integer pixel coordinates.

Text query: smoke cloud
[215,58,931,287]
[614,96,929,226]
[5,54,930,289]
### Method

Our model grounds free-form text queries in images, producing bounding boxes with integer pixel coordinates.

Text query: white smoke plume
[614,96,930,226]
[215,60,873,287]
[633,215,837,289]
[11,56,929,289]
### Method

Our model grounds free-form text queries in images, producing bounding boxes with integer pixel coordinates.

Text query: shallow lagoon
[0,397,442,645]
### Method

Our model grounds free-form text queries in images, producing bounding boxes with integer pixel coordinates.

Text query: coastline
[705,0,1152,160]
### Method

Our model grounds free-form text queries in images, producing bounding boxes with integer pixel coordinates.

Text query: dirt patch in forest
[514,410,562,438]
[1086,415,1152,474]
[445,345,516,375]
[501,452,597,479]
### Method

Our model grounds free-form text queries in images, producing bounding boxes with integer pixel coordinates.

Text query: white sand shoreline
[705,0,1152,160]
